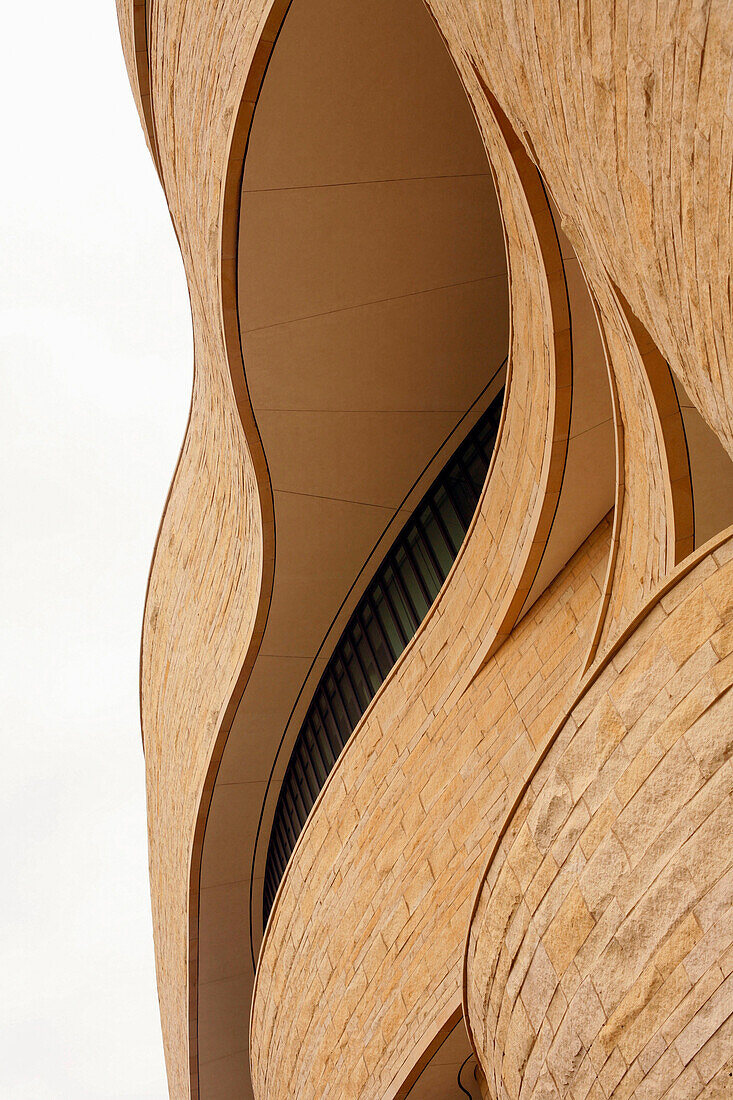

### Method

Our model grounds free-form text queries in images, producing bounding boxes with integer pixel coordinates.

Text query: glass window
[263,387,505,924]
[417,503,453,577]
[382,563,418,637]
[361,602,394,678]
[324,672,351,741]
[332,656,363,726]
[373,581,407,660]
[350,620,383,694]
[406,526,441,601]
[433,484,464,554]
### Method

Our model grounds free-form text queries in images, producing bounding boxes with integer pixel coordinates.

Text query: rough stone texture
[114,1,733,1097]
[427,0,733,459]
[439,34,696,661]
[116,2,278,1096]
[593,288,690,655]
[466,536,733,1100]
[250,516,611,1100]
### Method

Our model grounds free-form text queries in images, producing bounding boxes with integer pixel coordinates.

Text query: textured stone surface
[250,519,611,1100]
[426,0,733,458]
[116,1,277,1096]
[114,1,733,1097]
[466,538,733,1100]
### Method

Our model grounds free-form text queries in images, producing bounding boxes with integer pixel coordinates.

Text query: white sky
[1,3,191,1096]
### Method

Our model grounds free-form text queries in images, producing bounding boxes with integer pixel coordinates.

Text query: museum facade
[117,1,733,1096]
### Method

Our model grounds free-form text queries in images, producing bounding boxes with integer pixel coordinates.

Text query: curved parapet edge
[464,527,733,1099]
[118,1,285,1096]
[185,7,291,1094]
[463,87,571,674]
[115,0,162,177]
[427,27,696,674]
[585,277,694,661]
[249,74,593,1100]
[425,0,733,458]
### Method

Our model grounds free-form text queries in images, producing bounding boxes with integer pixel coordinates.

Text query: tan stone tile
[675,972,733,1065]
[544,885,596,977]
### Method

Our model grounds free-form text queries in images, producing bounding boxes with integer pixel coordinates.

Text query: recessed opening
[231,0,509,934]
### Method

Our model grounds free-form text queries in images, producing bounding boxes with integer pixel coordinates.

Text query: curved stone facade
[426,0,733,457]
[465,535,733,1100]
[250,516,612,1100]
[115,1,733,1097]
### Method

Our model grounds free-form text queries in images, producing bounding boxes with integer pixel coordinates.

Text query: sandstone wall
[427,0,733,457]
[250,516,611,1100]
[466,533,733,1100]
[113,1,733,1096]
[116,1,280,1095]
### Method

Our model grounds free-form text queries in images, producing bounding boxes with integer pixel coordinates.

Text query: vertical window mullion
[310,707,336,771]
[333,653,363,726]
[267,836,283,897]
[328,665,358,736]
[305,719,329,786]
[357,605,389,685]
[442,474,471,536]
[426,495,461,559]
[401,535,435,610]
[280,789,300,850]
[274,824,289,875]
[388,550,423,628]
[316,692,344,759]
[377,577,409,648]
[363,595,397,673]
[344,631,373,710]
[286,771,308,830]
[350,620,381,696]
[324,672,352,741]
[413,514,446,587]
[455,448,482,498]
[297,739,320,805]
[446,462,476,526]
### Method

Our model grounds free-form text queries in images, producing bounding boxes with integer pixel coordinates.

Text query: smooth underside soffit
[120,0,733,1094]
[195,0,509,1093]
[185,1,733,1094]
[406,1018,482,1100]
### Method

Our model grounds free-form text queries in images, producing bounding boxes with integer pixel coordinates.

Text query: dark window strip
[263,388,504,925]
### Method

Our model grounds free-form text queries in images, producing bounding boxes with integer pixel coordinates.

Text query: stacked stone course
[251,518,611,1099]
[466,536,733,1099]
[115,0,733,1096]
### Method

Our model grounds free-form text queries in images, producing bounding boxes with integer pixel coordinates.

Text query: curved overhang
[248,57,588,1100]
[464,525,733,1100]
[197,0,510,1093]
[421,0,733,458]
[115,1,733,1098]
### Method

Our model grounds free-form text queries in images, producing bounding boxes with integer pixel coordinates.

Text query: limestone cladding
[426,0,733,458]
[250,518,613,1099]
[466,534,733,1100]
[115,1,279,1094]
[114,0,733,1096]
